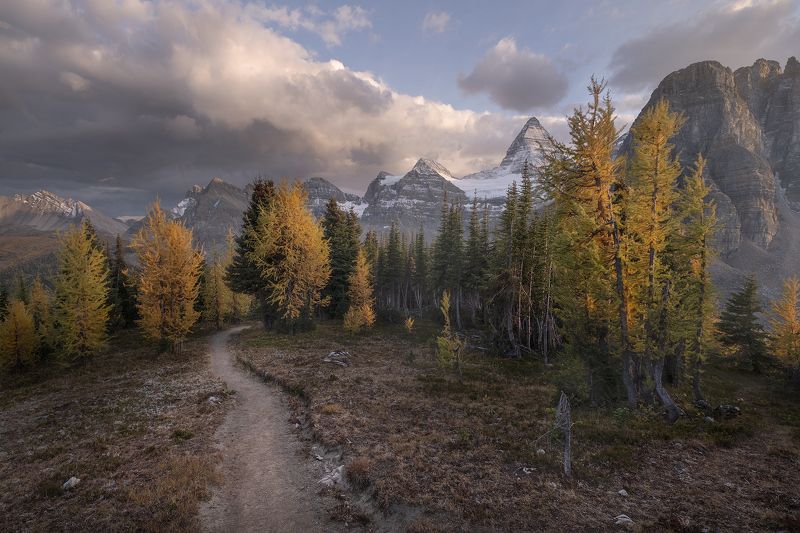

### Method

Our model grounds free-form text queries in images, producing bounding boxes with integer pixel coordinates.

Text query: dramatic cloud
[422,11,451,33]
[243,3,371,46]
[458,38,568,112]
[0,0,523,215]
[610,0,800,90]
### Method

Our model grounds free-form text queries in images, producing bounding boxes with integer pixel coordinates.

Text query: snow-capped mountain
[360,158,467,234]
[0,190,128,236]
[448,117,552,210]
[304,177,366,218]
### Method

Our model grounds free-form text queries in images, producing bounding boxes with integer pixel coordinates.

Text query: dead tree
[556,391,572,476]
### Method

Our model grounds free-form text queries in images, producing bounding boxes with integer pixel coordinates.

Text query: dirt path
[200,326,329,533]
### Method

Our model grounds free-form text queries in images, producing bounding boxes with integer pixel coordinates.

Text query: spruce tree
[227,179,278,328]
[14,272,29,305]
[53,223,110,359]
[0,282,8,320]
[29,277,53,356]
[718,274,767,372]
[132,201,203,352]
[321,198,361,318]
[108,234,137,329]
[463,195,489,324]
[412,229,428,311]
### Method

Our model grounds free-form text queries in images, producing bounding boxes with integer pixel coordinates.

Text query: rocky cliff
[628,57,800,294]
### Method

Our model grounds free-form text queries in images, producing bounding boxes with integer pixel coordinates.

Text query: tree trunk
[611,219,637,409]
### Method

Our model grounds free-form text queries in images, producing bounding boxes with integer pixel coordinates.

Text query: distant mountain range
[1,57,798,295]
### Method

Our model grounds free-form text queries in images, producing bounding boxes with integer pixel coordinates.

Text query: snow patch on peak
[171,197,197,217]
[14,190,90,218]
[411,158,454,179]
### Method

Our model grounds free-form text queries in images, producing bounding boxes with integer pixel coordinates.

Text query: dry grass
[346,457,372,491]
[0,329,229,531]
[234,319,800,531]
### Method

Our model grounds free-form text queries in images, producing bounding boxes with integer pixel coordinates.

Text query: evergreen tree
[0,282,8,320]
[14,272,29,305]
[343,249,375,333]
[29,277,53,356]
[411,229,428,311]
[225,228,251,322]
[108,234,137,329]
[53,223,110,359]
[463,195,490,324]
[770,276,800,369]
[322,198,361,318]
[0,300,37,369]
[227,179,278,328]
[132,201,203,352]
[249,183,331,330]
[718,274,767,372]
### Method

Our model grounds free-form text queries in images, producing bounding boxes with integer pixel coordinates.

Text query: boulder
[323,351,350,367]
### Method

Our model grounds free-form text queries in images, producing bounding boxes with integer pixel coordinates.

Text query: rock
[618,489,628,497]
[703,416,715,424]
[62,477,80,490]
[323,351,350,367]
[319,465,344,487]
[715,404,741,419]
[313,454,324,461]
[303,177,365,218]
[536,448,546,456]
[614,514,634,526]
[695,399,712,411]
[207,395,221,404]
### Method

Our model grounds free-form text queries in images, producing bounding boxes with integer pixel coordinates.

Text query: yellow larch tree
[343,249,375,333]
[248,183,331,330]
[202,252,233,330]
[770,275,800,368]
[0,299,37,369]
[132,201,203,352]
[53,222,110,359]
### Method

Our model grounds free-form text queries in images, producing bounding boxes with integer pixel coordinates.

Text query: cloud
[0,0,522,215]
[610,0,800,91]
[458,38,568,112]
[422,11,451,33]
[246,3,371,47]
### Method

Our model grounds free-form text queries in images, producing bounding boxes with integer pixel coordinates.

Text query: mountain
[625,57,800,294]
[449,117,553,211]
[360,159,467,233]
[0,190,128,236]
[304,177,365,218]
[0,190,128,281]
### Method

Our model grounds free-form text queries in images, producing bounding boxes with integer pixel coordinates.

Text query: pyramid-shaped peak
[411,158,454,179]
[499,116,552,172]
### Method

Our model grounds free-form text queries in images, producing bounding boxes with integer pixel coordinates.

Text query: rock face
[627,57,800,293]
[303,177,365,218]
[0,190,128,236]
[360,159,467,234]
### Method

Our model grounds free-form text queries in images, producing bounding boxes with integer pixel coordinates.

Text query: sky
[0,0,798,215]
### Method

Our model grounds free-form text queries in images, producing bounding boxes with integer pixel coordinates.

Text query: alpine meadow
[2,1,800,531]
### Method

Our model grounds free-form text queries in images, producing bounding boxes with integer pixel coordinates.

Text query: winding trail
[200,326,327,533]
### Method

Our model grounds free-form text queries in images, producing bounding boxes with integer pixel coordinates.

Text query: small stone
[207,396,221,404]
[319,465,344,487]
[314,454,324,461]
[536,448,546,456]
[63,477,80,490]
[715,404,741,419]
[547,481,558,490]
[703,416,715,424]
[614,513,634,526]
[618,489,628,497]
[323,351,350,367]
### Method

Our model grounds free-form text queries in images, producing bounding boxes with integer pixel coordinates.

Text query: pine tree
[53,222,110,359]
[249,183,331,330]
[29,277,53,356]
[0,282,8,320]
[411,229,428,311]
[718,274,767,372]
[463,195,489,324]
[132,201,203,352]
[0,299,37,369]
[770,276,800,368]
[343,249,376,333]
[227,179,278,328]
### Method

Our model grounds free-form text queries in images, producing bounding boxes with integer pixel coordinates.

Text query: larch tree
[343,249,376,333]
[132,201,203,352]
[202,251,233,330]
[0,299,37,369]
[248,183,331,331]
[225,228,251,322]
[770,275,800,370]
[53,222,110,359]
[718,274,767,373]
